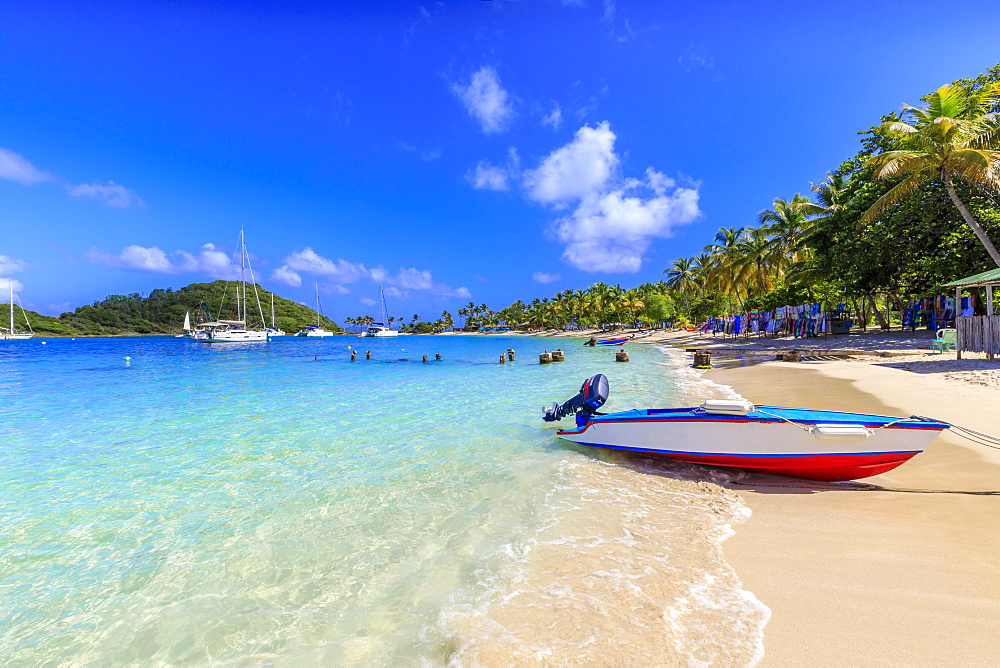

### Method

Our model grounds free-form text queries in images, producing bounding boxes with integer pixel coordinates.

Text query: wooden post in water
[507,348,515,361]
[539,351,553,364]
[692,350,711,368]
[551,348,565,362]
[615,348,629,362]
[500,353,506,364]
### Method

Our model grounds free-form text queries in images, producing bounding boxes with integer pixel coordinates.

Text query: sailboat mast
[315,283,321,326]
[379,279,389,325]
[9,282,13,334]
[239,229,246,323]
[271,292,276,328]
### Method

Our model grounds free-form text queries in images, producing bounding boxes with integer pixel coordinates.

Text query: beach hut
[942,268,1000,360]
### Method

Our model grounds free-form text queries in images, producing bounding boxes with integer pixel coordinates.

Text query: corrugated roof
[942,267,1000,288]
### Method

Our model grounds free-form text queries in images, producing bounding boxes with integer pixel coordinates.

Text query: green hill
[1,281,341,337]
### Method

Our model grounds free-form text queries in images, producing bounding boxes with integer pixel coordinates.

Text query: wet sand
[709,359,1000,666]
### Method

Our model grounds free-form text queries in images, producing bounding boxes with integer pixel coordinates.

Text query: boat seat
[931,328,956,353]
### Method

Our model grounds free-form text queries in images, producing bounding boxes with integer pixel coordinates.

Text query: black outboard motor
[543,374,610,426]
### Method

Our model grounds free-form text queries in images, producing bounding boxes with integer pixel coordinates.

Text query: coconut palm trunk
[943,172,1000,267]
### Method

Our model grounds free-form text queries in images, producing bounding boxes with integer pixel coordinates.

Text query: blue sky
[2,0,998,322]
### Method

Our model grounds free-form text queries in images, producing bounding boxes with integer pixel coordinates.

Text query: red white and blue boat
[584,336,630,346]
[543,374,949,481]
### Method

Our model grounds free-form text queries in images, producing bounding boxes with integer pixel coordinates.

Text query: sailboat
[1,282,33,341]
[175,311,193,338]
[266,293,287,337]
[191,230,269,343]
[362,280,398,337]
[295,283,334,337]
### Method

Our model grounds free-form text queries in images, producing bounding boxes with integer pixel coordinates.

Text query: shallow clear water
[0,335,766,664]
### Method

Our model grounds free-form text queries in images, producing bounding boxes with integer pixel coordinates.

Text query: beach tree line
[658,64,1000,327]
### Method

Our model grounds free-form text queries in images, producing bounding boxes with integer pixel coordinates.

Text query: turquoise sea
[0,335,768,664]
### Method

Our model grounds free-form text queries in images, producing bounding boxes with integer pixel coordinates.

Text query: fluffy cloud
[0,255,27,275]
[551,168,700,272]
[532,272,562,284]
[524,123,700,273]
[284,247,372,283]
[469,147,520,191]
[84,243,237,278]
[278,247,470,301]
[541,103,563,130]
[65,181,145,209]
[0,277,24,294]
[0,148,53,185]
[452,67,514,134]
[271,264,303,288]
[1,147,143,208]
[470,162,510,191]
[523,121,618,206]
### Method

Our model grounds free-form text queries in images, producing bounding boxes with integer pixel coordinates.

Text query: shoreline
[701,357,1000,665]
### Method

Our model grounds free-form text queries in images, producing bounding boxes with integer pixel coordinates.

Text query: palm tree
[664,257,700,318]
[861,83,1000,266]
[757,194,814,265]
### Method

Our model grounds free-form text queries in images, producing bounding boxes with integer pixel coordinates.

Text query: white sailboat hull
[295,329,334,337]
[193,329,268,343]
[363,327,398,337]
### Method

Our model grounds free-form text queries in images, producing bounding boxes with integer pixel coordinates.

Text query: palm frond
[858,174,929,227]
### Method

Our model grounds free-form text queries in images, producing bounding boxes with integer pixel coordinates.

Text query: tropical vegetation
[3,281,341,336]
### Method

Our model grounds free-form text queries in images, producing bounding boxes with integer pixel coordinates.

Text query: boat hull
[192,330,268,342]
[363,328,398,337]
[556,407,948,481]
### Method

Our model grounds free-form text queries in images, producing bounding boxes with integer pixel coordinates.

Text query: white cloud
[0,255,27,275]
[542,103,563,130]
[120,245,173,272]
[84,243,237,278]
[65,181,145,209]
[523,121,618,206]
[0,277,24,294]
[177,243,234,279]
[395,268,434,290]
[284,248,371,283]
[552,168,700,272]
[468,147,520,192]
[533,272,562,284]
[470,162,510,191]
[359,297,378,307]
[0,148,53,185]
[271,264,302,288]
[522,123,701,273]
[452,67,514,134]
[280,248,469,301]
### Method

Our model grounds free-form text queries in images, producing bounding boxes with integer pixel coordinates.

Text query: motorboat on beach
[543,374,950,481]
[584,336,629,347]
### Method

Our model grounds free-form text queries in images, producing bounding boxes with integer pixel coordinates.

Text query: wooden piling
[500,353,506,364]
[507,348,515,361]
[692,350,711,369]
[365,350,372,360]
[539,351,553,364]
[551,348,565,362]
[615,348,629,362]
